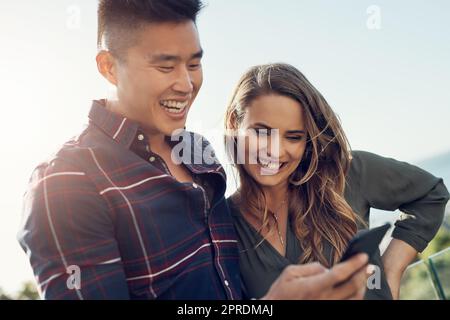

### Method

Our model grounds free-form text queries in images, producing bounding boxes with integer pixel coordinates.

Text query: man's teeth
[160,100,189,114]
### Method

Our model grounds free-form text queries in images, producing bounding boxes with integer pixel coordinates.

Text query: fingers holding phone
[261,262,329,300]
[262,254,369,300]
[311,253,370,300]
[262,223,390,300]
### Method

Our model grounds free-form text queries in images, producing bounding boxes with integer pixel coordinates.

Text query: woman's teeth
[160,100,189,114]
[258,158,284,170]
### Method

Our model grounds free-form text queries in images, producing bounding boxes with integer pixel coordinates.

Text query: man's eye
[189,64,201,70]
[158,66,174,72]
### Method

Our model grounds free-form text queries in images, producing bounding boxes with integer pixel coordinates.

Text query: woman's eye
[255,128,270,136]
[287,136,303,141]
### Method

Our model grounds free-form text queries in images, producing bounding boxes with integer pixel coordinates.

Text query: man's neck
[148,134,169,155]
[105,99,169,154]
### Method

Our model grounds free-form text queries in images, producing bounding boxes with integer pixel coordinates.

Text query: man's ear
[96,50,118,86]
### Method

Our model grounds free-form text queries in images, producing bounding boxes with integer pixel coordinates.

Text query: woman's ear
[96,50,118,86]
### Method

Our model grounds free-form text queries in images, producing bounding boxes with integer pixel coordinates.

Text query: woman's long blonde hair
[225,63,362,267]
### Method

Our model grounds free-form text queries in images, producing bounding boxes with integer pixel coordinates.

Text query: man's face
[114,21,203,136]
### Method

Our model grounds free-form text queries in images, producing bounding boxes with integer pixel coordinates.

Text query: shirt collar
[88,99,139,149]
[88,100,225,177]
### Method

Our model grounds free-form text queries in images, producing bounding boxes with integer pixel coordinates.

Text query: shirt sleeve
[348,150,449,252]
[17,159,131,299]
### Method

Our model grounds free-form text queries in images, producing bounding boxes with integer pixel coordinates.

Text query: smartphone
[340,222,391,262]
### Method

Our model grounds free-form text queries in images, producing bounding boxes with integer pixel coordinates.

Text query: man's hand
[261,253,369,300]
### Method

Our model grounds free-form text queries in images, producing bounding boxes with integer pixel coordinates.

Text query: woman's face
[239,94,307,189]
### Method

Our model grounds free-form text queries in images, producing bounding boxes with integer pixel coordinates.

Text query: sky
[0,0,449,294]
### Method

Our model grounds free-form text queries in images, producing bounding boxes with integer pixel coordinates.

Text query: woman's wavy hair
[225,63,364,267]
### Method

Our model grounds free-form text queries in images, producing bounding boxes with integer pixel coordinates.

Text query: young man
[17,0,370,299]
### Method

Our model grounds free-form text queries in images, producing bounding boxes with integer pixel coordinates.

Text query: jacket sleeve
[17,159,130,299]
[348,150,449,252]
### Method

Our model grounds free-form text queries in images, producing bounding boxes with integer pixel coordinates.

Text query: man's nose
[173,67,194,94]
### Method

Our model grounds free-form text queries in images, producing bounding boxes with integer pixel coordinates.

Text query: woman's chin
[244,164,289,187]
[251,172,288,188]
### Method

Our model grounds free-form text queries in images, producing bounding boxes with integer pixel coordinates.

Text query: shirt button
[192,183,198,189]
[137,134,145,141]
[224,280,229,287]
[149,156,156,162]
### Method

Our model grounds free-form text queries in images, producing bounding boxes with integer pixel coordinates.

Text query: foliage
[0,281,39,300]
[400,215,450,300]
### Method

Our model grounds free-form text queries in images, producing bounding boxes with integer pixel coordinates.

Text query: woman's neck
[262,183,289,210]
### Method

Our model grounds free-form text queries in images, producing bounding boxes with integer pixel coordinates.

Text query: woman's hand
[382,239,418,300]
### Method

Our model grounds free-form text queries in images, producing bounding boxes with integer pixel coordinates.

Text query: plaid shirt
[18,100,241,300]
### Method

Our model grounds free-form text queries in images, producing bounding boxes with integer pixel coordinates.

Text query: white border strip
[126,239,238,282]
[99,175,168,195]
[113,118,127,140]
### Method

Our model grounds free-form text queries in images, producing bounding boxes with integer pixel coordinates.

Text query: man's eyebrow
[148,54,180,63]
[148,49,203,63]
[191,49,203,60]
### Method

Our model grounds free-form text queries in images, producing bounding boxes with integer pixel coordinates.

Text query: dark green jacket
[230,150,449,300]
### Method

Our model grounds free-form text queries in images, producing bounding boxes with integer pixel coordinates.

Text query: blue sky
[1,0,449,294]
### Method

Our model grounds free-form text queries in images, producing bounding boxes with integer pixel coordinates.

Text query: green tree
[0,281,39,300]
[419,212,450,258]
[400,214,450,299]
[15,281,39,300]
[0,287,13,300]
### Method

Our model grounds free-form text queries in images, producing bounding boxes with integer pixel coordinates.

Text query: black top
[229,150,449,299]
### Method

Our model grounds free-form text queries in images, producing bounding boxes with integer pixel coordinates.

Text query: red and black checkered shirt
[18,100,241,300]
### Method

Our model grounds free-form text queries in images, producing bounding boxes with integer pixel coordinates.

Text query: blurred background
[0,0,449,299]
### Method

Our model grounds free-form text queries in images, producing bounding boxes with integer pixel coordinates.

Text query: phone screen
[340,222,391,262]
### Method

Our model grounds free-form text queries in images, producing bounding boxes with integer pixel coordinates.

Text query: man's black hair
[97,0,204,60]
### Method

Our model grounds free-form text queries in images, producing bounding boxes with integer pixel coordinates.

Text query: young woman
[224,63,448,299]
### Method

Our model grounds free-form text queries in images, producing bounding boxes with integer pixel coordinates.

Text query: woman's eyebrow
[252,123,305,134]
[286,130,306,134]
[252,122,272,129]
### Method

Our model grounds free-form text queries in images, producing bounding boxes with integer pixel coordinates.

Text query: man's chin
[163,125,187,138]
